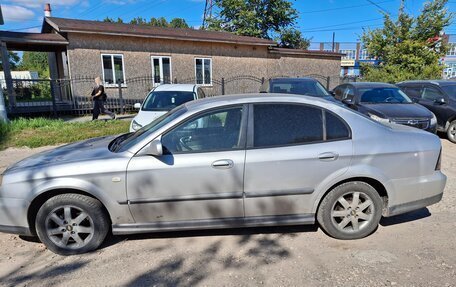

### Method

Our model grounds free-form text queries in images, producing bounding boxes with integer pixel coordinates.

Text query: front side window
[343,86,355,100]
[142,91,195,111]
[359,88,412,104]
[195,58,212,86]
[162,106,243,153]
[253,104,324,148]
[101,54,125,86]
[152,56,172,86]
[400,86,422,99]
[422,86,444,101]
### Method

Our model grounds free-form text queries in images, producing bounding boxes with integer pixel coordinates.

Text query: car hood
[5,135,117,173]
[361,103,432,119]
[133,110,167,127]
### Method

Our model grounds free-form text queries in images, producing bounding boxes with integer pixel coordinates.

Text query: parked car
[130,84,205,132]
[0,94,446,255]
[333,82,437,133]
[397,80,456,143]
[261,77,335,101]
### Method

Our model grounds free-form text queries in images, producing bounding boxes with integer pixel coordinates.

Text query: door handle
[318,152,339,161]
[212,159,234,169]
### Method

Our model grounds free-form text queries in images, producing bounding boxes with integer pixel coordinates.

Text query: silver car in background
[0,94,446,255]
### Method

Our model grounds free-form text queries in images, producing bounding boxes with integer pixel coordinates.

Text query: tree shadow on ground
[380,208,431,227]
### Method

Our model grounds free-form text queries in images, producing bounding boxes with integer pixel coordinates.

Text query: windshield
[142,91,195,111]
[269,80,330,97]
[112,105,187,152]
[359,88,412,104]
[441,85,456,98]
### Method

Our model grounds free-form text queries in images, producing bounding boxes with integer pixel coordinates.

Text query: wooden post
[0,41,16,109]
[221,78,225,95]
[117,80,124,114]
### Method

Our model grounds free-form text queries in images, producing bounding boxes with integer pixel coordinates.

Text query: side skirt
[112,214,315,235]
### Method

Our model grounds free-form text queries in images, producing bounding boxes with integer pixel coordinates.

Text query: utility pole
[0,5,8,122]
[332,32,336,52]
[202,0,214,29]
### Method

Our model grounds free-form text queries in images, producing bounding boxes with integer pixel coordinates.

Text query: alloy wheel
[330,191,375,233]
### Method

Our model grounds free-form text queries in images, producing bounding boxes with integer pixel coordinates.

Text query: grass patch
[0,118,130,150]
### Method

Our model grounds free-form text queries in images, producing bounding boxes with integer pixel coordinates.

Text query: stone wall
[66,33,341,100]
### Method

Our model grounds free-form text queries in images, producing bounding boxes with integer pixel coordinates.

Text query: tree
[17,52,49,78]
[130,16,148,25]
[361,0,453,82]
[206,0,309,49]
[169,18,189,29]
[0,51,20,71]
[149,17,169,27]
[103,17,123,23]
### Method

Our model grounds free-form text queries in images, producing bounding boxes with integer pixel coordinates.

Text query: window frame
[151,56,172,87]
[101,53,127,87]
[246,103,352,149]
[160,104,249,155]
[195,58,212,86]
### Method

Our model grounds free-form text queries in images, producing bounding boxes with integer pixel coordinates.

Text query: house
[0,12,343,114]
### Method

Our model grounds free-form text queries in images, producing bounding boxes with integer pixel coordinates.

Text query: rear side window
[326,112,350,140]
[253,104,324,148]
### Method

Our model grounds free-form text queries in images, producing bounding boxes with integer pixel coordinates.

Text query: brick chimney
[44,3,51,17]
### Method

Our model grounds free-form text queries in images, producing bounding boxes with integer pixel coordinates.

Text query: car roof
[344,82,397,89]
[270,77,319,82]
[183,93,332,112]
[153,84,197,92]
[397,80,456,87]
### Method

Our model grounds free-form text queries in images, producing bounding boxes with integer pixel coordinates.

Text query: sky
[1,0,455,43]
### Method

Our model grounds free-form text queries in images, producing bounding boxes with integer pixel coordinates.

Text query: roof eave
[59,29,276,46]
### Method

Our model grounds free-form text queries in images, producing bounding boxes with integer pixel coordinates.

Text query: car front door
[243,103,353,218]
[126,105,247,223]
[420,85,450,128]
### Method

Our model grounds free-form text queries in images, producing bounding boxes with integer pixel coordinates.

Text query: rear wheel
[35,194,109,255]
[317,181,383,240]
[447,120,456,143]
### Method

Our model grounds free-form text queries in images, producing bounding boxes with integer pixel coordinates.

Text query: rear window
[142,91,195,111]
[326,112,350,140]
[269,80,330,97]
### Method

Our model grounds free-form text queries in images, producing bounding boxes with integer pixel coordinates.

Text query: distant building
[443,34,456,79]
[0,71,38,88]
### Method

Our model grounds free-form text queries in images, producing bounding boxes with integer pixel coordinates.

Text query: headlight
[369,113,391,124]
[131,120,143,131]
[430,113,437,127]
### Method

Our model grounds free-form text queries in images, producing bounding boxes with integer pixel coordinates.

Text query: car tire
[35,194,109,255]
[317,181,383,240]
[447,120,456,143]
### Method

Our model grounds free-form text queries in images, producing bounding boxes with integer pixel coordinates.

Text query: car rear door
[243,103,353,217]
[126,105,247,223]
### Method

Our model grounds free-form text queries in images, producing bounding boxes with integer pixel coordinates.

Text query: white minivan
[130,84,205,132]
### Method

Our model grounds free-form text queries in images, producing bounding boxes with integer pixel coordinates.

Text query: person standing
[91,77,116,120]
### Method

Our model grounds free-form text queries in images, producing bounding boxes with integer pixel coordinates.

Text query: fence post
[326,76,331,90]
[174,78,177,84]
[0,87,8,122]
[117,80,124,114]
[50,79,58,117]
[221,78,225,95]
[261,77,265,85]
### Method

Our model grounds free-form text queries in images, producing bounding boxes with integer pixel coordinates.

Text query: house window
[195,58,212,86]
[340,49,356,60]
[101,54,126,86]
[447,43,456,56]
[152,56,172,87]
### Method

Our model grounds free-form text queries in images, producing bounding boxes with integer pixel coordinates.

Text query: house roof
[268,47,344,58]
[0,31,68,51]
[43,17,277,46]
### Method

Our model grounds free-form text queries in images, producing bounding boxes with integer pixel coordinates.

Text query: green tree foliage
[18,52,49,78]
[0,51,20,71]
[206,0,309,49]
[103,16,189,28]
[361,0,453,82]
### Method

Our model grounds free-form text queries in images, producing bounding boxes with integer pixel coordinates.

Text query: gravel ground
[0,140,455,287]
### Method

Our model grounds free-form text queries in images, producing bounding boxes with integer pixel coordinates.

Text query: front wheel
[317,182,383,240]
[35,194,109,255]
[447,120,456,143]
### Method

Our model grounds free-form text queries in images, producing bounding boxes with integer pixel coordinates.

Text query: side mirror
[342,98,354,105]
[434,98,446,105]
[329,91,336,97]
[145,137,163,156]
[134,103,141,109]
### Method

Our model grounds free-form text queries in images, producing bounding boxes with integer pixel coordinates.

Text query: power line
[10,25,41,32]
[366,0,391,15]
[300,17,385,32]
[299,0,394,14]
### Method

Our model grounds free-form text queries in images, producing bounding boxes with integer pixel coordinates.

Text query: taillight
[435,148,442,171]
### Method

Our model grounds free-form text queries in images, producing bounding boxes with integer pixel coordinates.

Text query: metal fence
[2,74,336,116]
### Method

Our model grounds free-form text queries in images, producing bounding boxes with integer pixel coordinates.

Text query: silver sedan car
[0,94,446,255]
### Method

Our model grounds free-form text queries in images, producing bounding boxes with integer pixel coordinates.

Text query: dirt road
[0,141,455,287]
